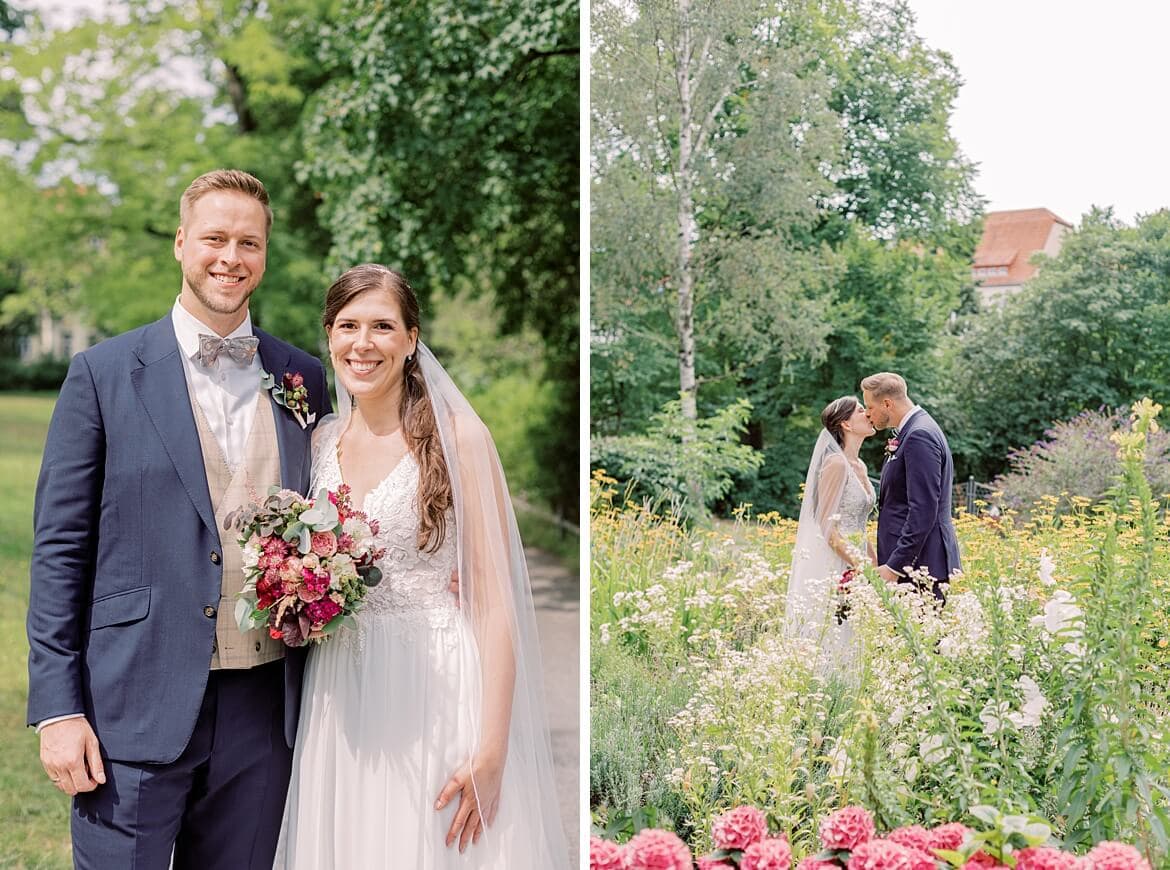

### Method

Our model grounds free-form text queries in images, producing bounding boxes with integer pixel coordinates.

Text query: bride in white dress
[275,264,568,868]
[783,396,877,667]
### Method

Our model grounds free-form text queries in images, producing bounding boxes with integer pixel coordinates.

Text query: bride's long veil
[415,343,570,863]
[784,429,849,641]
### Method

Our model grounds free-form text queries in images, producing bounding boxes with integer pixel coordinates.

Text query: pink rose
[929,823,971,852]
[589,836,625,870]
[1015,846,1087,870]
[1083,842,1152,870]
[623,828,693,870]
[795,859,839,870]
[742,837,792,870]
[847,839,924,870]
[820,806,876,851]
[712,805,769,851]
[310,530,338,557]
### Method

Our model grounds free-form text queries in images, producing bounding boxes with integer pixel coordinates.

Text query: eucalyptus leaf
[234,597,257,632]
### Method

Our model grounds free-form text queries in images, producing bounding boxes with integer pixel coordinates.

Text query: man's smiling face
[174,190,267,329]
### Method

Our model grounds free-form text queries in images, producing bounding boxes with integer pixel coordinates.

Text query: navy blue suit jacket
[877,409,961,599]
[26,315,330,763]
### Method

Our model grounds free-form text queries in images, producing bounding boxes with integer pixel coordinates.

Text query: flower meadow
[590,401,1169,867]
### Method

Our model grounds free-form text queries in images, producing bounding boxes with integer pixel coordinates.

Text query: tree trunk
[674,0,702,510]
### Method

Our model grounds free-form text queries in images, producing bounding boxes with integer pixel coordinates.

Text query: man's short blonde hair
[860,372,908,400]
[179,169,272,235]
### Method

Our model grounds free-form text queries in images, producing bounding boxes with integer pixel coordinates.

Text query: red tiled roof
[973,208,1072,287]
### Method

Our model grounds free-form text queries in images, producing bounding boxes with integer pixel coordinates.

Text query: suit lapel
[131,317,218,539]
[255,329,305,492]
[879,410,924,507]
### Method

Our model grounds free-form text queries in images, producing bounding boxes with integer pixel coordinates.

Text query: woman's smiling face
[327,288,419,405]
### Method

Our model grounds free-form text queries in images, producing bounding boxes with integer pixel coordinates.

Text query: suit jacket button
[210,552,221,564]
[204,605,217,618]
[254,642,261,652]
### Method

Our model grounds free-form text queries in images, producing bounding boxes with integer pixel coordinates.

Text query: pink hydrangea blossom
[795,859,839,870]
[589,836,624,870]
[961,854,1007,869]
[887,826,933,855]
[846,839,927,870]
[697,856,734,870]
[623,828,693,870]
[1083,842,1152,870]
[1015,846,1086,870]
[741,836,792,870]
[821,806,877,851]
[929,823,971,852]
[712,805,770,851]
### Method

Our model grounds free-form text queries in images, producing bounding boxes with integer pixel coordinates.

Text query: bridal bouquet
[834,567,857,624]
[225,485,385,647]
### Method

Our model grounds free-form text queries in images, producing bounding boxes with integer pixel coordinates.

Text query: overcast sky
[904,0,1170,226]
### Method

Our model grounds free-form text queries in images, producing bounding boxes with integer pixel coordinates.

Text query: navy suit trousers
[71,660,292,870]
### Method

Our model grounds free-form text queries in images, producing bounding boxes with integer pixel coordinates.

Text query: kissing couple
[783,372,962,665]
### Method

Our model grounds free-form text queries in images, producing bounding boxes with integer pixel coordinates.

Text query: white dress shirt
[894,404,923,435]
[171,298,262,473]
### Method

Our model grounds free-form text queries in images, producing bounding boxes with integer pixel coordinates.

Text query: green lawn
[0,394,71,869]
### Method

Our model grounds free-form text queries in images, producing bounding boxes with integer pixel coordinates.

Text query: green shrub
[994,406,1170,516]
[0,357,70,391]
[590,398,764,519]
[590,640,692,835]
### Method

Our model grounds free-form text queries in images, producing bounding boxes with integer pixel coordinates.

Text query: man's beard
[183,265,253,315]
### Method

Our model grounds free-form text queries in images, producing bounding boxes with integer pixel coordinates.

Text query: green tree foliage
[295,0,579,518]
[0,0,578,518]
[0,1,325,348]
[946,208,1170,481]
[591,0,841,431]
[591,0,982,515]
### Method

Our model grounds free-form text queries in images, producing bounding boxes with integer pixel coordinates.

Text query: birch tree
[592,0,840,503]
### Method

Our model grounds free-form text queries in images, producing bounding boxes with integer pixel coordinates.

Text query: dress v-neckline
[332,425,412,511]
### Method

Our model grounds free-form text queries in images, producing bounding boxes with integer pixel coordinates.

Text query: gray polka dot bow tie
[197,334,260,367]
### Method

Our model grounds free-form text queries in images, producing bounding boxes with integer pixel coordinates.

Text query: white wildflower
[1038,549,1057,586]
[1007,675,1047,729]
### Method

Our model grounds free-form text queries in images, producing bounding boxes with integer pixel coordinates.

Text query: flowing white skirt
[274,610,548,868]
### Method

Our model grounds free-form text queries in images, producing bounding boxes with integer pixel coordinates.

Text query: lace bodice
[311,420,459,630]
[837,469,875,537]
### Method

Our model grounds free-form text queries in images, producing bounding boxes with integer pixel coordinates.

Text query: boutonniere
[884,437,900,460]
[262,370,316,429]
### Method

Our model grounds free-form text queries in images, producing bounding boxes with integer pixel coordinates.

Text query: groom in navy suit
[26,170,329,868]
[862,372,961,602]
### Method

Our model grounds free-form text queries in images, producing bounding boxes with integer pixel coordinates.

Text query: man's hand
[449,568,460,607]
[877,564,899,583]
[40,717,105,796]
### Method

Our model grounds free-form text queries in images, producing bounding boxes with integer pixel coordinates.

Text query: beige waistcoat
[188,389,286,669]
